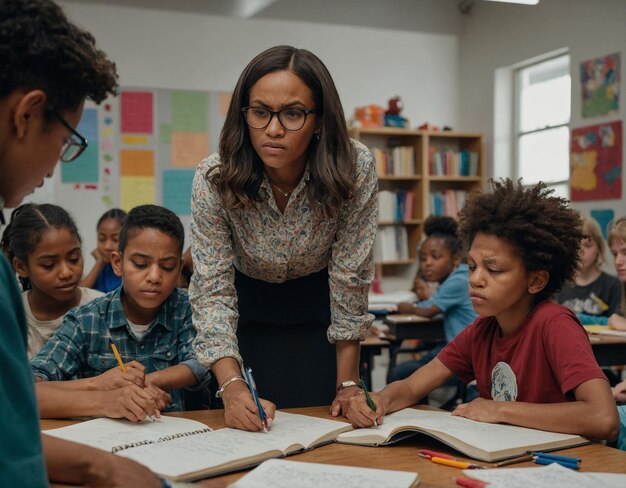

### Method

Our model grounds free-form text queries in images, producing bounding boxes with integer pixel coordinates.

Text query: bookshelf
[350,127,484,280]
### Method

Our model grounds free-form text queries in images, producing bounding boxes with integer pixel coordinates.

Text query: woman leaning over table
[189,45,377,431]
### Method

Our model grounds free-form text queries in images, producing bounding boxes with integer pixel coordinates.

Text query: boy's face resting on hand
[111,228,181,324]
[467,232,547,334]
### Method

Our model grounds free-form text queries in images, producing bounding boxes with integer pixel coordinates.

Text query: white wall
[458,0,626,222]
[32,1,459,275]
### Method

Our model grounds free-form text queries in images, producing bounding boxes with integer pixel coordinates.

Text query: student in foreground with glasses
[346,180,619,442]
[190,45,377,431]
[0,0,162,486]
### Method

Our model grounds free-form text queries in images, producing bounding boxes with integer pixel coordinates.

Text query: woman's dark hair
[458,179,583,302]
[422,215,463,256]
[97,208,127,230]
[118,205,184,255]
[1,203,82,290]
[0,0,118,114]
[209,45,355,218]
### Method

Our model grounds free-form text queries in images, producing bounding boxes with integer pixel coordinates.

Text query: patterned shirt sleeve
[30,312,85,381]
[189,155,242,367]
[175,297,212,387]
[327,141,377,342]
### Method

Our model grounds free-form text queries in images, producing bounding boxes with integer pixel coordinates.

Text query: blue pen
[530,452,581,464]
[243,367,268,432]
[533,457,580,470]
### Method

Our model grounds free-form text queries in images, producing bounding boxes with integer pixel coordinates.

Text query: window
[515,54,570,198]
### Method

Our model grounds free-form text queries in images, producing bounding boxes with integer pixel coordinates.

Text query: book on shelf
[42,407,589,480]
[44,411,352,482]
[372,146,416,176]
[335,408,588,462]
[430,190,466,217]
[429,147,478,177]
[374,226,409,262]
[378,190,414,222]
[231,459,420,488]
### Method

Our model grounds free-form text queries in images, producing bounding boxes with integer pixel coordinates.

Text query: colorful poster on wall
[121,91,153,134]
[590,209,615,239]
[570,121,622,201]
[61,108,99,183]
[163,169,195,215]
[580,53,620,118]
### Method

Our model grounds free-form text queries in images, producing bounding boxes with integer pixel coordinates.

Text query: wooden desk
[383,314,626,369]
[588,333,626,367]
[360,334,389,389]
[383,315,444,382]
[43,406,626,488]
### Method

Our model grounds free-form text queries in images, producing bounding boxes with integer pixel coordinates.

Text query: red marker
[454,476,487,488]
[418,449,455,460]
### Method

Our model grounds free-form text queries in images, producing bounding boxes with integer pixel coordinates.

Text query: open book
[43,411,352,481]
[231,459,419,488]
[336,408,588,462]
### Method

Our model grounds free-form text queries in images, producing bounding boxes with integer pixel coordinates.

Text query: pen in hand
[110,341,155,421]
[244,367,268,432]
[359,379,378,427]
[110,341,126,373]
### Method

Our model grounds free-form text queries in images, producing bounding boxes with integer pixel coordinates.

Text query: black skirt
[234,267,336,408]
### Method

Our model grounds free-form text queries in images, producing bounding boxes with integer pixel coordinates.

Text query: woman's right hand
[222,381,276,431]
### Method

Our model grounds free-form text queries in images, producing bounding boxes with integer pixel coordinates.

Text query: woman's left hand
[330,385,362,417]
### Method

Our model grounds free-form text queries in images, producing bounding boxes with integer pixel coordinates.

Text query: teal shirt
[0,253,47,486]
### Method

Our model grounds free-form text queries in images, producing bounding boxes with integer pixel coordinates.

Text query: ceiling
[63,0,467,35]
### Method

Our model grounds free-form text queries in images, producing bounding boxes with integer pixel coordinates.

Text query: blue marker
[243,367,268,432]
[530,452,581,464]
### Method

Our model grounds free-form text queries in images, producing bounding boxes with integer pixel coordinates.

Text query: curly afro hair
[458,179,583,302]
[423,215,462,256]
[0,0,118,112]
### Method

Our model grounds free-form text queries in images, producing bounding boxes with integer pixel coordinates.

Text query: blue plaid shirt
[31,288,210,411]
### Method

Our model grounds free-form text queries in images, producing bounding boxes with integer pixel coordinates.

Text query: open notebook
[42,408,588,480]
[336,408,588,462]
[44,411,352,481]
[231,459,419,488]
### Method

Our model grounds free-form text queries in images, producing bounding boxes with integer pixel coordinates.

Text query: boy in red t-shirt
[347,179,619,441]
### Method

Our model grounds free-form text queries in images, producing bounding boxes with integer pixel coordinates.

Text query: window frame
[513,52,571,194]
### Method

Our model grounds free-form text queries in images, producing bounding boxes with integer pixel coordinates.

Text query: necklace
[269,180,293,198]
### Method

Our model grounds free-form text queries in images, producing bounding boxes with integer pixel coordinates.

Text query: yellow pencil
[110,341,126,373]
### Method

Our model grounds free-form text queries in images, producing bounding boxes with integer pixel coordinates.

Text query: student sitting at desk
[31,205,211,421]
[391,215,477,382]
[1,203,103,358]
[607,216,626,450]
[347,179,620,441]
[556,216,621,325]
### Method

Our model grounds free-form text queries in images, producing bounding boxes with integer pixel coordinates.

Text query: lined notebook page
[231,459,419,488]
[43,416,211,452]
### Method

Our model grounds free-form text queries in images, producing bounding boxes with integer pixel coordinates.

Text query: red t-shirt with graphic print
[437,301,606,402]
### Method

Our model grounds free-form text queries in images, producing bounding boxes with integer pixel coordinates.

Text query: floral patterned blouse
[189,140,377,366]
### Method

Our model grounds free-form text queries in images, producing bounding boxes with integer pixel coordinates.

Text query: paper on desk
[583,325,626,337]
[463,463,626,488]
[369,291,417,305]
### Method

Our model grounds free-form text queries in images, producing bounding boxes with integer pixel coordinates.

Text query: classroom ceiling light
[483,0,540,4]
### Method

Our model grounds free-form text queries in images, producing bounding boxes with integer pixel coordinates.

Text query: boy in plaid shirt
[32,205,210,421]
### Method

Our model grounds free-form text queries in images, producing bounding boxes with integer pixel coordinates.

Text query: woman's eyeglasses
[241,106,316,131]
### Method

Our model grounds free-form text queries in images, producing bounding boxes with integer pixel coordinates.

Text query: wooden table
[43,406,626,488]
[383,314,626,368]
[383,315,444,382]
[589,333,626,367]
[360,334,390,389]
